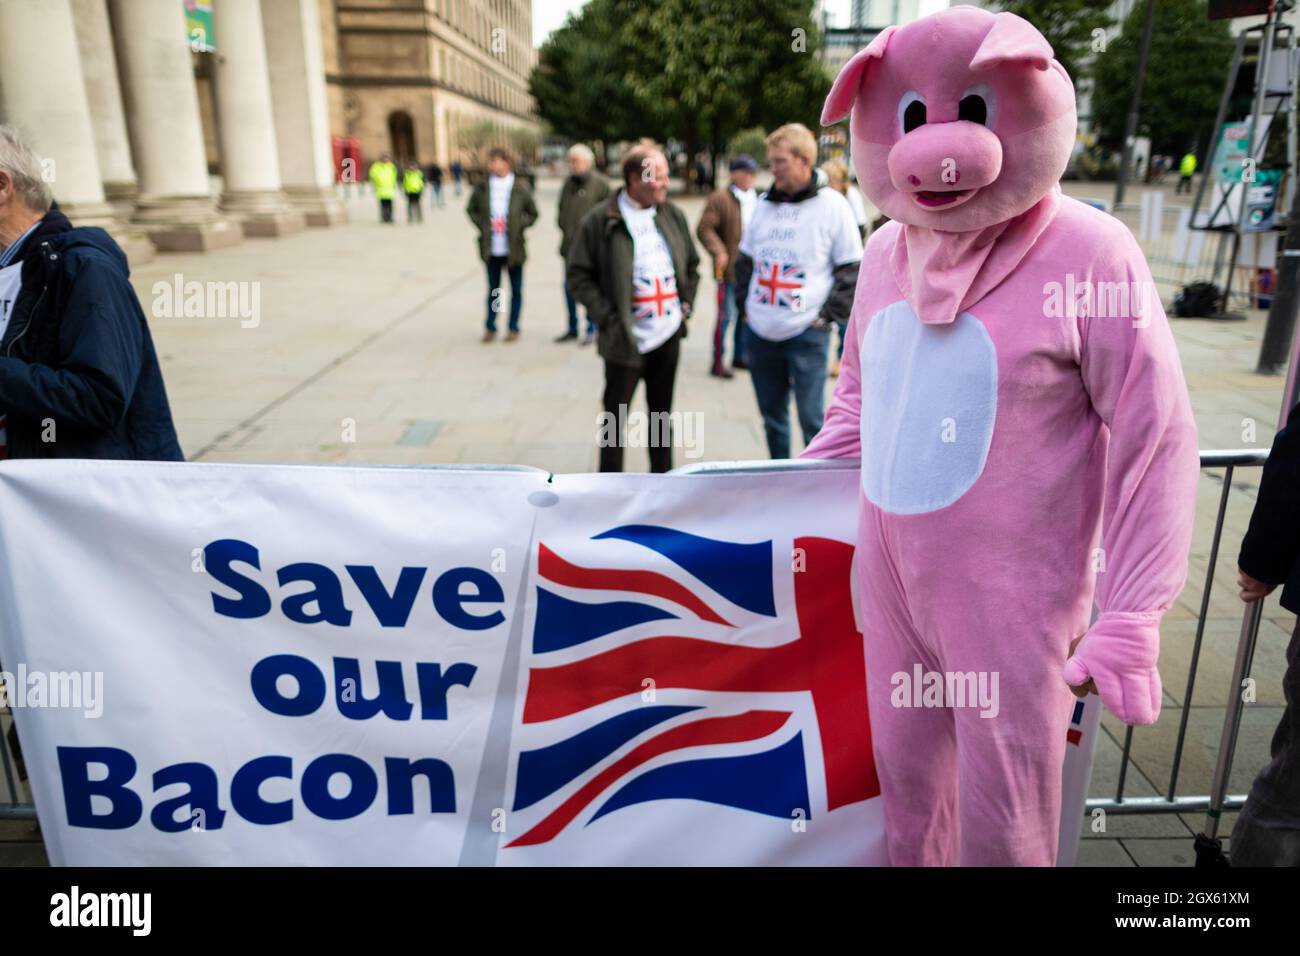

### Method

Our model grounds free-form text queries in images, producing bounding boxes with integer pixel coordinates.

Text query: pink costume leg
[859,508,960,866]
[940,617,1078,866]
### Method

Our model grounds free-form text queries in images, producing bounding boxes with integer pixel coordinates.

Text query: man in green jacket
[466,147,538,342]
[566,143,700,472]
[555,143,610,345]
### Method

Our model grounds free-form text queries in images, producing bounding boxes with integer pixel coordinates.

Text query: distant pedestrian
[696,154,758,378]
[369,152,398,223]
[820,158,871,377]
[567,144,699,473]
[1178,150,1197,195]
[451,159,464,197]
[1232,399,1300,866]
[556,143,611,345]
[403,161,425,223]
[695,157,711,193]
[734,124,862,459]
[426,161,445,206]
[466,147,538,342]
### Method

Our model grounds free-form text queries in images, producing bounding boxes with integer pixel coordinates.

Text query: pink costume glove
[1063,611,1162,725]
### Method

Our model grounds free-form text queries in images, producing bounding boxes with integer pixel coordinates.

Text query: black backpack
[1173,281,1223,317]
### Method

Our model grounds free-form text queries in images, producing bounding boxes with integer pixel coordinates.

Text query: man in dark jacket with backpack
[0,124,182,462]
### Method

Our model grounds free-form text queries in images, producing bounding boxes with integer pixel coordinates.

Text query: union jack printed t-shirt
[739,187,863,342]
[488,173,514,258]
[618,190,681,354]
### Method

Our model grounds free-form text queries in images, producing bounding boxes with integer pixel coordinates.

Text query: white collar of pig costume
[823,7,1078,326]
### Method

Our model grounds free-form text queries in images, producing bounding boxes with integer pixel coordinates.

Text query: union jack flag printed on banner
[632,274,679,321]
[753,260,806,311]
[498,506,886,865]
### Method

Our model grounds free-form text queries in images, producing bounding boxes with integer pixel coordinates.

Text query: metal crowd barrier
[0,453,1279,837]
[674,451,1275,826]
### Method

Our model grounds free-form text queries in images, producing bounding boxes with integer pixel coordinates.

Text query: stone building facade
[321,0,539,168]
[0,0,540,262]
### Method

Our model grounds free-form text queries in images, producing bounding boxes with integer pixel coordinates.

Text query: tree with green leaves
[987,0,1115,85]
[530,0,829,184]
[1088,0,1233,156]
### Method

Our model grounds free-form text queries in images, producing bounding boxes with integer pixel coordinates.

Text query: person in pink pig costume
[802,5,1201,865]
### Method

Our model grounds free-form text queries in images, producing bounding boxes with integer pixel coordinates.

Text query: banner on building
[0,460,1095,865]
[184,0,215,53]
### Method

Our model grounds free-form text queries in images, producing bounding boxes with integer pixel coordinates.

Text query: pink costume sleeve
[801,298,864,461]
[1060,232,1201,726]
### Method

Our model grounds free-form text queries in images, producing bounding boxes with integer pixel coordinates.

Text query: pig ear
[969,12,1054,72]
[821,25,898,126]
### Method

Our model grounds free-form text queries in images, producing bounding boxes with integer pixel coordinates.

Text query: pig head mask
[822,7,1078,326]
[823,7,1075,231]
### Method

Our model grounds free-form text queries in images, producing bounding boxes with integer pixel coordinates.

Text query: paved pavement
[1,175,1294,866]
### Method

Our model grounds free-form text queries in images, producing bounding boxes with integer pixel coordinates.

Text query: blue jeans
[564,279,595,337]
[712,280,741,365]
[485,256,523,332]
[744,322,830,459]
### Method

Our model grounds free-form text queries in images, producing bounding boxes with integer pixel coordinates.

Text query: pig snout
[887,122,1003,199]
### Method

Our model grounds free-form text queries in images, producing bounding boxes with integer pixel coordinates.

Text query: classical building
[320,0,540,168]
[0,0,346,257]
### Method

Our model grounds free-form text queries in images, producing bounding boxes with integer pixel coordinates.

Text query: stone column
[70,0,137,216]
[211,0,305,237]
[260,0,345,226]
[109,0,240,252]
[0,0,116,228]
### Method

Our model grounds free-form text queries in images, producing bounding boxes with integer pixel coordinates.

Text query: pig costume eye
[958,83,996,129]
[897,85,995,136]
[898,91,926,134]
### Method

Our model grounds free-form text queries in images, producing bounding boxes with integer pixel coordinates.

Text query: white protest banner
[0,459,1093,865]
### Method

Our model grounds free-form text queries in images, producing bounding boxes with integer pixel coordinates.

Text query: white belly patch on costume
[858,300,998,515]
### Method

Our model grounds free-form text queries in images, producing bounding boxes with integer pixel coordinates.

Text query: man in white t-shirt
[566,144,700,472]
[734,123,862,459]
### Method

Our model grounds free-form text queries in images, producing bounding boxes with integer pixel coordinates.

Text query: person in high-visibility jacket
[369,153,398,223]
[403,162,425,224]
[1178,151,1197,195]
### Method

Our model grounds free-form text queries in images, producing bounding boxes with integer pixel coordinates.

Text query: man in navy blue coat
[0,125,181,462]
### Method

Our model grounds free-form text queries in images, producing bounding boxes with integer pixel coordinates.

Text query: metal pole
[1259,24,1300,374]
[1192,33,1247,225]
[1257,182,1300,374]
[1285,26,1297,219]
[1114,0,1157,209]
[1226,10,1278,312]
[1202,599,1264,842]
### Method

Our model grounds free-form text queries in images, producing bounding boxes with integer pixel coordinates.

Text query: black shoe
[731,357,748,371]
[710,363,734,379]
[554,331,578,343]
